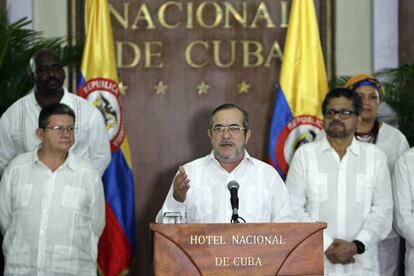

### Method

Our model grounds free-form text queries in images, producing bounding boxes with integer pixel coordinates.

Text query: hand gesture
[173,166,190,202]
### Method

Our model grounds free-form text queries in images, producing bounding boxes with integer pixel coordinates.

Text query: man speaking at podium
[156,103,293,223]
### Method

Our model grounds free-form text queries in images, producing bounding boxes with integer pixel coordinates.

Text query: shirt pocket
[11,131,27,153]
[356,174,372,204]
[13,184,32,209]
[61,186,90,214]
[4,243,31,274]
[307,173,327,202]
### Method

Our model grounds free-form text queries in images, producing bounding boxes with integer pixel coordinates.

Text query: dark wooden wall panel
[399,0,414,64]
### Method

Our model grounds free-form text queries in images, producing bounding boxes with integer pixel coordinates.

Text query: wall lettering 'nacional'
[109,1,288,69]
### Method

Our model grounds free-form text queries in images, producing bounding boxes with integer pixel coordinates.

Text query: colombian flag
[268,0,328,179]
[76,0,136,274]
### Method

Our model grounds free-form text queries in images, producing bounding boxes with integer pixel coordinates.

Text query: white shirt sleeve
[87,107,111,176]
[0,114,17,177]
[83,168,105,261]
[90,171,106,237]
[354,152,393,249]
[390,132,410,174]
[393,151,414,245]
[0,164,12,235]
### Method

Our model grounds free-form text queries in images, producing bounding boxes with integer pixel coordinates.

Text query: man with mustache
[286,88,393,275]
[0,48,110,177]
[156,103,293,223]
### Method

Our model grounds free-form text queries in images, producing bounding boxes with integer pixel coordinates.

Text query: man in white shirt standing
[156,103,293,223]
[286,88,393,275]
[0,48,110,177]
[0,103,105,275]
[393,147,414,276]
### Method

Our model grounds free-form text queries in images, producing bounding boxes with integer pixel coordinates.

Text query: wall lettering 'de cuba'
[70,1,331,274]
[112,1,287,70]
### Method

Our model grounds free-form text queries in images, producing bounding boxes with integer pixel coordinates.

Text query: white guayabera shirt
[286,137,393,276]
[363,122,409,172]
[365,122,409,276]
[393,148,414,275]
[0,150,105,275]
[0,88,111,177]
[156,151,294,223]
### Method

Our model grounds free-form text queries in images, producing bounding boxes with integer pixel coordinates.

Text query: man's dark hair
[38,103,76,128]
[209,103,249,129]
[322,88,363,116]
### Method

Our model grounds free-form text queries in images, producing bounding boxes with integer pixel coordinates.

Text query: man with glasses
[156,103,293,223]
[0,103,105,274]
[0,48,110,177]
[286,88,393,275]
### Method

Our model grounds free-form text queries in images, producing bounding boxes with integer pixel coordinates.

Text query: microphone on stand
[227,181,245,223]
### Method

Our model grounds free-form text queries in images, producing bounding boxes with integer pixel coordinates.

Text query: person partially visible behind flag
[76,0,136,275]
[268,0,329,179]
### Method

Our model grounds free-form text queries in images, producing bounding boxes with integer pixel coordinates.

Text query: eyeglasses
[210,125,246,135]
[323,109,356,119]
[43,125,76,134]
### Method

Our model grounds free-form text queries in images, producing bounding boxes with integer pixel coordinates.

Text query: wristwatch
[353,240,365,254]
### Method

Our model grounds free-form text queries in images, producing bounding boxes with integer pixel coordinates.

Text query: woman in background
[345,74,410,276]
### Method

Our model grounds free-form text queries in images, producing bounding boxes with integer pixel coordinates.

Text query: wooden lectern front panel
[151,223,326,275]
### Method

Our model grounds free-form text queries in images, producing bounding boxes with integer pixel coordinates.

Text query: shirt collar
[59,88,73,106]
[347,137,361,155]
[65,151,78,171]
[30,87,70,110]
[319,136,360,156]
[33,147,77,172]
[207,150,253,167]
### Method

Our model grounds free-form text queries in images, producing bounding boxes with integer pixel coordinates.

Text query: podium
[151,222,326,275]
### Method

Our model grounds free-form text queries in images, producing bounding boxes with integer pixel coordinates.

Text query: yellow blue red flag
[76,0,135,274]
[268,0,328,178]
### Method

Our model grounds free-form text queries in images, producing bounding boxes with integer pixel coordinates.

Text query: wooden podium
[151,222,326,275]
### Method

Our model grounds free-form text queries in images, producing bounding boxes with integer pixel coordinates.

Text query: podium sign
[151,223,326,275]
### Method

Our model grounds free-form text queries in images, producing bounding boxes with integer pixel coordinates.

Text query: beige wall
[33,0,67,39]
[335,0,372,75]
[399,0,414,65]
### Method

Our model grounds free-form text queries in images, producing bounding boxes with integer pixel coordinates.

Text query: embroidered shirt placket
[37,172,56,269]
[337,153,348,239]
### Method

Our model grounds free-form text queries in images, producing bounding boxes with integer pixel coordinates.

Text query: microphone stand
[230,213,246,223]
[227,181,246,223]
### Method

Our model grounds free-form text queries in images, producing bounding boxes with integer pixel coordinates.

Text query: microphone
[227,181,240,223]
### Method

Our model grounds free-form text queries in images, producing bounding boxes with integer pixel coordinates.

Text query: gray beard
[213,146,245,163]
